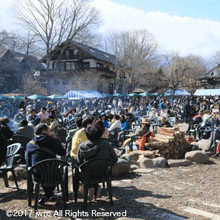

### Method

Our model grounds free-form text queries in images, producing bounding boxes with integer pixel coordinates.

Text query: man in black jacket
[77,124,118,201]
[26,124,65,205]
[18,97,28,112]
[124,109,135,124]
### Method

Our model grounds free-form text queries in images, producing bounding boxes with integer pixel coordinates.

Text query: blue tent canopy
[28,94,48,100]
[64,90,104,99]
[164,89,191,96]
[48,94,67,100]
[194,89,220,96]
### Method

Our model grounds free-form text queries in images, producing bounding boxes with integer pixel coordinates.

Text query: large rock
[139,158,154,169]
[139,157,168,169]
[122,152,139,164]
[152,157,167,168]
[138,150,156,159]
[168,159,192,167]
[112,158,130,176]
[130,164,140,171]
[8,165,27,181]
[185,150,209,164]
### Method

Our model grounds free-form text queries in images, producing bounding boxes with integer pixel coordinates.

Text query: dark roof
[11,51,46,71]
[71,41,116,64]
[41,41,117,65]
[0,49,8,58]
[199,65,220,79]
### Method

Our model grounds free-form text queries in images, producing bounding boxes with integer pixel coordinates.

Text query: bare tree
[0,29,40,57]
[163,52,207,95]
[181,55,207,94]
[106,29,160,92]
[14,0,101,94]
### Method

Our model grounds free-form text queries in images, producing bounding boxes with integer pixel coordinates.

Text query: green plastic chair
[27,159,69,212]
[72,157,116,210]
[13,134,31,164]
[0,143,21,190]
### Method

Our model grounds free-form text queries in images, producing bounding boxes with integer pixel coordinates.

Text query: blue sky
[109,0,220,21]
[1,0,220,59]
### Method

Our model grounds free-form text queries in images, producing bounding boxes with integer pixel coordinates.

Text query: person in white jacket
[108,114,121,132]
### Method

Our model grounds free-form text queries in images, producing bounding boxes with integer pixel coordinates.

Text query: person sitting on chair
[48,115,59,137]
[159,117,172,127]
[27,109,40,127]
[14,108,26,124]
[96,119,110,140]
[205,124,220,152]
[77,124,118,201]
[15,119,34,139]
[71,115,95,159]
[26,124,65,205]
[119,118,150,155]
[0,116,14,141]
[118,114,130,143]
[108,114,121,132]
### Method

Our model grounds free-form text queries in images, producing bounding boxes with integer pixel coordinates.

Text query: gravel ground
[0,123,220,220]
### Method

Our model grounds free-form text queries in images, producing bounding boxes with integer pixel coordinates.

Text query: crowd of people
[1,94,220,205]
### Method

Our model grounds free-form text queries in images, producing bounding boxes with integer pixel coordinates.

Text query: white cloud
[93,0,220,58]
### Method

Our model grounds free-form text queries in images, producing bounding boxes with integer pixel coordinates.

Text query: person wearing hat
[14,108,26,123]
[119,118,151,155]
[26,123,65,205]
[15,119,34,140]
[149,107,157,118]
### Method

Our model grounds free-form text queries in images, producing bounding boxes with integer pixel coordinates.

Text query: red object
[186,137,194,142]
[216,142,220,154]
[137,132,154,151]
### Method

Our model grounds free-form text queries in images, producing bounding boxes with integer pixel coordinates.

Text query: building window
[83,62,90,68]
[54,80,59,85]
[211,72,214,76]
[66,62,75,70]
[74,49,78,55]
[97,63,103,68]
[49,61,53,70]
[109,83,113,94]
[66,50,69,58]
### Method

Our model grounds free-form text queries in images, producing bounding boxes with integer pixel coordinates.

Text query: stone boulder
[112,158,130,177]
[185,150,209,164]
[168,159,192,167]
[130,164,140,171]
[139,157,168,169]
[139,158,154,169]
[8,165,27,181]
[152,157,167,168]
[122,152,139,165]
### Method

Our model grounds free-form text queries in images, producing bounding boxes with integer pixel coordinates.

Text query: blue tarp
[194,89,220,96]
[64,90,104,99]
[164,89,191,96]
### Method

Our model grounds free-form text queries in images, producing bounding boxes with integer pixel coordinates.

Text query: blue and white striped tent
[194,89,220,96]
[64,90,104,99]
[164,89,191,96]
